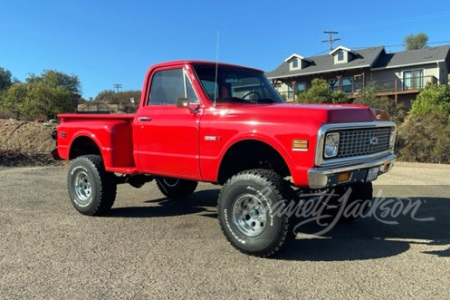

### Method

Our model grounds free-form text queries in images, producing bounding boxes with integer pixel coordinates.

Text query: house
[266,45,450,108]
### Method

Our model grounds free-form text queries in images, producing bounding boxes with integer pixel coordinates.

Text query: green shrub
[296,78,350,104]
[410,84,450,118]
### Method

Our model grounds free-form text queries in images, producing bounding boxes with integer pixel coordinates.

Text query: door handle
[138,116,152,122]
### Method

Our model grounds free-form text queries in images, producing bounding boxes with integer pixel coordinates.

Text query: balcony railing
[350,76,437,94]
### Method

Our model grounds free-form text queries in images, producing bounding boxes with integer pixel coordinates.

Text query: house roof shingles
[266,46,385,79]
[266,45,450,79]
[371,45,450,69]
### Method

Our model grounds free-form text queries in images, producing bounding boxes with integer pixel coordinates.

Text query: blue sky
[2,0,450,99]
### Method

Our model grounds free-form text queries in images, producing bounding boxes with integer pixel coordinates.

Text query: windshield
[193,65,284,104]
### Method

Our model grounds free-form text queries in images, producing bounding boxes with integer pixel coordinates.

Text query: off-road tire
[155,177,198,199]
[67,155,117,216]
[218,169,294,257]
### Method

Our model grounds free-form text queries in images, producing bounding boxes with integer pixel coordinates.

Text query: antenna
[214,30,220,107]
[322,30,340,51]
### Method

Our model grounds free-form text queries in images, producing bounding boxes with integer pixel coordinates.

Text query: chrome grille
[333,127,392,159]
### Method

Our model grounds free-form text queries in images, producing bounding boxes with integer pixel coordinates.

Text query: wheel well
[69,136,101,159]
[218,140,290,184]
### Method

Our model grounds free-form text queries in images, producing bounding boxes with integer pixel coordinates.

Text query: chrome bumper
[308,153,396,189]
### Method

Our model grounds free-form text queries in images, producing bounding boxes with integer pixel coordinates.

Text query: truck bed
[57,113,138,174]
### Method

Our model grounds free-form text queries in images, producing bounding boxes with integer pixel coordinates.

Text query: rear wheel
[67,155,117,216]
[155,177,198,199]
[218,169,293,257]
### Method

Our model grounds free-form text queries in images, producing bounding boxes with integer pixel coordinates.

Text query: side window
[148,69,199,105]
[184,72,199,103]
[199,80,217,100]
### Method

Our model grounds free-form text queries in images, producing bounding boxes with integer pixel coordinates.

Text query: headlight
[324,132,340,158]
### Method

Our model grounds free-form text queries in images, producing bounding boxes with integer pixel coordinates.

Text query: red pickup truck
[55,60,396,257]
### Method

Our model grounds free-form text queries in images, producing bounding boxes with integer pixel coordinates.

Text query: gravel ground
[0,162,449,299]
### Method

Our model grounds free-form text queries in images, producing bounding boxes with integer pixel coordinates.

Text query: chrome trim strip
[315,121,397,167]
[308,153,396,189]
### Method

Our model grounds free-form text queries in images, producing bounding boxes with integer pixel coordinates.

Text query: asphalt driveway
[0,162,449,299]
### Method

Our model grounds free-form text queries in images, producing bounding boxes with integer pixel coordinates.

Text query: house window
[287,84,294,99]
[297,82,306,93]
[328,78,352,92]
[403,69,424,90]
[342,77,352,93]
[328,79,338,91]
[292,58,298,69]
[337,50,344,62]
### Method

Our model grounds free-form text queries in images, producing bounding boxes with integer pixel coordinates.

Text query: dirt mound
[0,119,62,167]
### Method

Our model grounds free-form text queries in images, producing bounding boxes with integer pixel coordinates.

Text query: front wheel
[218,169,293,257]
[67,155,117,216]
[155,177,198,199]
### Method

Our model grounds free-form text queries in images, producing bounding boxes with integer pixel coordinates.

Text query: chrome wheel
[232,194,267,237]
[67,155,117,216]
[74,170,92,206]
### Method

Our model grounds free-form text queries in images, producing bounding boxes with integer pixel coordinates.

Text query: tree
[22,80,74,119]
[296,78,349,104]
[0,67,12,91]
[0,82,27,119]
[36,70,81,110]
[410,84,450,118]
[40,70,81,97]
[403,32,428,50]
[0,70,80,119]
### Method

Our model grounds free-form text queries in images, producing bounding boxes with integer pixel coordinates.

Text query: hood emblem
[369,137,379,146]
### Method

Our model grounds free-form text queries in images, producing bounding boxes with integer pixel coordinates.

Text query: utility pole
[113,84,122,93]
[113,84,122,113]
[322,31,340,51]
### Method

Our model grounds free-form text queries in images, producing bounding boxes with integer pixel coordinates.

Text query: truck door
[135,67,202,179]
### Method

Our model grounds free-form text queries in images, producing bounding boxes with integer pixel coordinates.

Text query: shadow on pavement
[278,238,411,261]
[106,189,219,218]
[277,196,450,261]
[107,187,450,261]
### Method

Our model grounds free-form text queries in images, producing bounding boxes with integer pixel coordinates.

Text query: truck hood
[211,102,376,125]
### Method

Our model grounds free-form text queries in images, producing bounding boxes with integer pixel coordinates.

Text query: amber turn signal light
[292,139,308,151]
[338,172,352,183]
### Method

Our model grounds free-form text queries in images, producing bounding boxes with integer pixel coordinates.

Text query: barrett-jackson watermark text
[260,187,436,236]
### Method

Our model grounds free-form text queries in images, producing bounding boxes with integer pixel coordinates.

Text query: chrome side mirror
[176,98,198,114]
[176,97,191,108]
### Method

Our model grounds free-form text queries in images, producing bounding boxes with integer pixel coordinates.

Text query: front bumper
[307,153,396,189]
